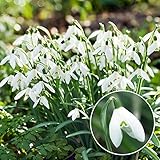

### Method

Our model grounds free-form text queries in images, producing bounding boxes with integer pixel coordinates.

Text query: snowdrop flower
[121,46,141,65]
[14,87,32,101]
[78,62,90,77]
[64,25,82,40]
[70,62,90,79]
[0,75,14,88]
[59,70,78,84]
[13,32,41,50]
[68,108,80,121]
[33,96,50,109]
[145,30,160,55]
[0,47,29,69]
[68,108,89,121]
[98,72,134,93]
[129,68,150,81]
[109,107,145,148]
[64,35,79,52]
[10,72,27,92]
[0,53,21,69]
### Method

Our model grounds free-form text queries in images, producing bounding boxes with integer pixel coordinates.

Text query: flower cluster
[0,21,159,117]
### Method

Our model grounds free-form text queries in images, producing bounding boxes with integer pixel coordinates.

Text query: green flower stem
[100,97,117,151]
[84,39,95,104]
[136,47,147,94]
[110,96,122,108]
[86,76,94,104]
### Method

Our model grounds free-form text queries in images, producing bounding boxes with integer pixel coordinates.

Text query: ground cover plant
[0,20,160,159]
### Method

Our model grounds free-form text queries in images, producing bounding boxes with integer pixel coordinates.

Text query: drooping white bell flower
[121,46,141,65]
[68,108,80,121]
[68,108,89,121]
[0,53,21,69]
[129,68,150,81]
[109,107,145,148]
[98,72,134,93]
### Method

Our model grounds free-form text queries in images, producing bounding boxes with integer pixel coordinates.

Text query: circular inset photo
[90,90,155,156]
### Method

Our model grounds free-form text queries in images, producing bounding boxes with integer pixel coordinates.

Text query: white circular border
[90,90,155,156]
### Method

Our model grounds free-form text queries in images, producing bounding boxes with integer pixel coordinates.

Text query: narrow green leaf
[55,120,82,132]
[66,130,91,138]
[88,152,106,157]
[100,97,114,151]
[142,146,160,160]
[151,133,160,147]
[86,148,93,154]
[31,121,59,129]
[82,149,89,160]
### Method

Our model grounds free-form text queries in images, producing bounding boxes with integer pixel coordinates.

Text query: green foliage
[0,109,73,159]
[0,145,17,160]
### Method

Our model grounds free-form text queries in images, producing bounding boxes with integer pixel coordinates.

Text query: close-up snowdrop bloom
[109,106,145,148]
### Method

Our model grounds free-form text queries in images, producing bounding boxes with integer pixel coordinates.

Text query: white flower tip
[137,134,145,142]
[135,127,145,142]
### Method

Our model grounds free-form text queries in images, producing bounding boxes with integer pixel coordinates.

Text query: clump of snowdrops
[0,21,160,159]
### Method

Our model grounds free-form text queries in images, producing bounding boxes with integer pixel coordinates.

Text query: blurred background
[1,0,160,43]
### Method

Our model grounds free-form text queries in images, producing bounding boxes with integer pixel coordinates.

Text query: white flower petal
[13,35,25,46]
[44,83,55,93]
[33,98,40,108]
[79,62,89,77]
[138,41,145,55]
[32,81,44,95]
[0,77,9,88]
[146,65,154,77]
[140,69,150,81]
[40,96,49,109]
[72,112,79,121]
[64,26,74,40]
[67,109,75,118]
[65,73,71,84]
[142,31,153,42]
[78,42,85,55]
[147,42,157,55]
[109,109,123,148]
[10,54,16,69]
[88,30,101,39]
[120,107,145,142]
[67,108,80,121]
[29,91,37,102]
[26,70,36,85]
[97,78,106,86]
[133,52,141,65]
[71,73,78,80]
[14,89,27,100]
[32,33,38,47]
[105,46,113,61]
[120,77,127,89]
[0,56,9,65]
